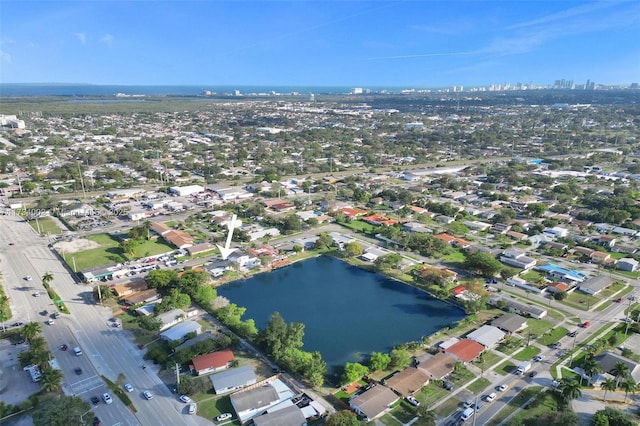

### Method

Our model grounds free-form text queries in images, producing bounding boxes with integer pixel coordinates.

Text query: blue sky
[1,1,638,87]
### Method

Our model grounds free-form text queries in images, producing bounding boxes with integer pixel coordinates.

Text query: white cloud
[0,49,11,64]
[100,34,114,48]
[74,32,87,45]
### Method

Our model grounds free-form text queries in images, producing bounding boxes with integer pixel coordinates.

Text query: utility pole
[625,296,636,336]
[77,160,87,200]
[97,284,102,302]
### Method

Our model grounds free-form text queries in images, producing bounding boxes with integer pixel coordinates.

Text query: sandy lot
[52,239,100,254]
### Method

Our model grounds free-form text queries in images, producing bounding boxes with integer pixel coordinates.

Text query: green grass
[513,346,541,361]
[379,414,403,426]
[467,378,491,394]
[418,381,449,406]
[526,318,556,337]
[494,361,517,376]
[600,281,626,297]
[441,249,466,264]
[496,337,524,355]
[476,350,503,369]
[449,367,476,387]
[486,386,543,426]
[63,233,175,270]
[196,395,238,423]
[596,301,612,311]
[538,327,569,345]
[521,271,545,284]
[118,311,160,345]
[562,292,599,311]
[28,216,62,235]
[434,397,460,417]
[504,390,564,425]
[389,401,418,423]
[339,220,376,234]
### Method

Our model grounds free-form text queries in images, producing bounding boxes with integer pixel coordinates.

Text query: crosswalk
[70,374,104,395]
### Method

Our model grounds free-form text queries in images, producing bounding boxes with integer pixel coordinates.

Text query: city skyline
[0,1,639,87]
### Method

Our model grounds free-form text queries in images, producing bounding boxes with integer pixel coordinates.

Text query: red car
[615,298,624,303]
[582,321,591,328]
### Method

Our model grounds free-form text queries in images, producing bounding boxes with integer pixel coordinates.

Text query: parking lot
[0,339,41,406]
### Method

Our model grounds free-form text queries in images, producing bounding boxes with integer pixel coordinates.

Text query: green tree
[612,361,629,386]
[601,378,617,402]
[22,321,43,342]
[464,251,503,277]
[374,253,402,271]
[369,352,391,372]
[178,269,209,293]
[526,203,547,217]
[41,272,54,286]
[326,410,361,426]
[560,379,582,402]
[119,239,138,256]
[620,379,636,403]
[314,233,334,250]
[390,348,411,369]
[582,357,602,385]
[341,362,369,385]
[40,368,64,392]
[146,269,178,289]
[32,393,92,426]
[344,242,364,257]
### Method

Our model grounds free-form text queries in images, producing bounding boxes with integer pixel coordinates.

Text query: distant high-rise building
[352,87,363,94]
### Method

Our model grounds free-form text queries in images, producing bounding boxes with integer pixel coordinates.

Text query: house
[384,367,430,396]
[169,185,204,197]
[500,248,537,270]
[491,313,528,334]
[491,223,512,234]
[113,281,148,297]
[546,282,570,294]
[466,325,506,348]
[577,276,615,296]
[230,379,295,423]
[159,320,202,342]
[186,243,215,256]
[536,263,587,284]
[416,352,456,379]
[590,251,612,265]
[121,289,160,305]
[596,351,640,383]
[157,308,186,331]
[488,295,547,319]
[618,258,639,272]
[597,235,617,249]
[445,339,484,363]
[209,365,257,394]
[362,214,399,227]
[191,349,235,375]
[252,405,307,426]
[435,215,456,224]
[349,385,399,421]
[506,230,528,241]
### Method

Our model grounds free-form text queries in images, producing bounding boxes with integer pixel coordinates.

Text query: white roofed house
[618,258,639,272]
[466,325,506,348]
[157,308,186,331]
[500,248,537,270]
[209,365,257,394]
[577,276,615,296]
[230,378,295,423]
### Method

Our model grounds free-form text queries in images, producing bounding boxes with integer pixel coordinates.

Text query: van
[461,407,474,421]
[74,347,83,356]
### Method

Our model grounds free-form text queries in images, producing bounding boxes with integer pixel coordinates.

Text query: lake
[217,256,466,370]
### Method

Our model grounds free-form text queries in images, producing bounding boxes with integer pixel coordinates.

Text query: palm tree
[582,357,602,386]
[612,361,630,387]
[41,272,54,286]
[621,379,637,403]
[22,321,43,342]
[601,378,617,402]
[29,336,47,352]
[40,367,63,392]
[560,379,582,402]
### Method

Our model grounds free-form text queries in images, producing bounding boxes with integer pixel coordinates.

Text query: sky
[0,1,639,87]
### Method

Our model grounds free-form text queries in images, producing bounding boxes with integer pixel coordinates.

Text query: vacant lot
[538,327,569,345]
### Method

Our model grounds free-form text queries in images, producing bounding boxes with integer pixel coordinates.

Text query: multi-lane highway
[0,211,210,425]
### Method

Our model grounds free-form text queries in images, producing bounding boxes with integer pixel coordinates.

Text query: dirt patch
[53,238,101,254]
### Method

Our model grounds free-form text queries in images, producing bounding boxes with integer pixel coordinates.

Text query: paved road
[0,211,210,425]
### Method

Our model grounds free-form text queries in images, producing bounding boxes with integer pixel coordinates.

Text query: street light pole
[625,296,636,336]
[568,332,578,366]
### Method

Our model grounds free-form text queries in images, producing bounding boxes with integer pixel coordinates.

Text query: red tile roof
[445,339,484,363]
[191,349,234,372]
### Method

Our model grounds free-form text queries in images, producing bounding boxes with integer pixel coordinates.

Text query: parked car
[485,392,497,402]
[102,393,113,404]
[188,403,197,415]
[90,396,100,405]
[124,383,133,392]
[443,381,454,391]
[74,368,82,375]
[405,396,420,407]
[497,384,508,392]
[46,319,55,325]
[179,395,192,403]
[143,390,153,400]
[215,413,232,422]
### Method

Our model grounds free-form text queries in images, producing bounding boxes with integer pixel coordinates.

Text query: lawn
[502,390,563,425]
[66,233,175,270]
[448,367,476,387]
[562,292,599,311]
[441,249,466,264]
[467,378,491,394]
[494,361,517,376]
[28,216,62,235]
[118,311,159,345]
[596,301,612,312]
[486,386,543,426]
[600,281,626,298]
[339,220,376,234]
[526,318,556,337]
[538,327,569,345]
[434,397,460,417]
[513,346,541,361]
[418,381,449,406]
[496,337,524,355]
[389,401,418,424]
[196,394,238,423]
[475,350,503,369]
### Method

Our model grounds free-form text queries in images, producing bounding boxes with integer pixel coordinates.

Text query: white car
[32,292,40,297]
[215,413,232,422]
[143,390,153,400]
[188,403,197,415]
[25,276,32,281]
[485,392,497,402]
[179,395,192,403]
[124,383,133,392]
[45,319,54,325]
[533,355,545,362]
[102,393,113,404]
[497,384,508,392]
[405,396,420,407]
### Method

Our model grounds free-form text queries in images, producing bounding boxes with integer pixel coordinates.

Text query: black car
[12,322,24,327]
[74,368,83,375]
[568,331,578,338]
[529,371,538,378]
[60,344,68,351]
[91,396,100,405]
[443,381,454,391]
